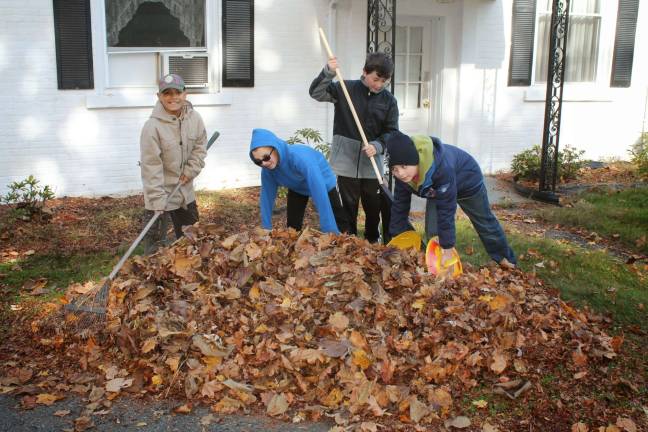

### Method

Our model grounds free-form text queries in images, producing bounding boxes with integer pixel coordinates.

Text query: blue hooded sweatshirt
[389,136,484,249]
[249,129,340,234]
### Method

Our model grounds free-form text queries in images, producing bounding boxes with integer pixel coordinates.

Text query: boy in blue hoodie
[249,129,350,234]
[385,131,516,268]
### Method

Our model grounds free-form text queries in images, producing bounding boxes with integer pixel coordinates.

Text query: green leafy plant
[2,175,55,220]
[629,133,648,179]
[511,144,586,182]
[287,128,331,158]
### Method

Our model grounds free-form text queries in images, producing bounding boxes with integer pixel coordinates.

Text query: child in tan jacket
[140,73,207,253]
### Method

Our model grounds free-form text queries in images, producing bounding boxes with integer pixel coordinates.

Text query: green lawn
[455,219,648,330]
[537,187,648,255]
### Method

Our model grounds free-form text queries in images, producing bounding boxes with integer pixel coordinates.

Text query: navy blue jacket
[389,137,484,248]
[249,129,340,234]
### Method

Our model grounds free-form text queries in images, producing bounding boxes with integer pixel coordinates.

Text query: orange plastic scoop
[425,238,463,278]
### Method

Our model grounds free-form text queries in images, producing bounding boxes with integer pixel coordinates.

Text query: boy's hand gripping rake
[318,28,393,203]
[64,131,220,328]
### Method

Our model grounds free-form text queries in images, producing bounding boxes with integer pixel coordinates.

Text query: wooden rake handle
[318,28,386,186]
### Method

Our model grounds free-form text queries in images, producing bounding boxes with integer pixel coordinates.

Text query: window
[104,0,208,89]
[106,0,205,48]
[534,0,601,83]
[508,0,639,88]
[395,25,423,109]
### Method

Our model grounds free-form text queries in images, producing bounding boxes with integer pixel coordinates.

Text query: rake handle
[318,28,386,187]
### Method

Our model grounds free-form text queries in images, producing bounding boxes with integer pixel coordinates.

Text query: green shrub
[511,144,586,182]
[287,128,330,158]
[2,175,55,220]
[629,133,648,179]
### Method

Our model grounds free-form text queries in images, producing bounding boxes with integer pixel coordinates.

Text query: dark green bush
[629,133,648,179]
[511,144,586,182]
[287,128,330,158]
[2,175,55,220]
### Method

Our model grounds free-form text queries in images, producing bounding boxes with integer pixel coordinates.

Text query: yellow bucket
[387,230,422,251]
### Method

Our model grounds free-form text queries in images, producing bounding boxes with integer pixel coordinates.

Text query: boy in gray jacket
[309,52,399,243]
[140,74,207,253]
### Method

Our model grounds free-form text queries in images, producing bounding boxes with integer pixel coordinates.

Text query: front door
[394,16,443,137]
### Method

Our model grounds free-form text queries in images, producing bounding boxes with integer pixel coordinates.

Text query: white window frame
[87,0,230,109]
[527,0,618,100]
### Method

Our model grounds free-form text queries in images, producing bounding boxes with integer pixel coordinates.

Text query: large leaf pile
[10,224,623,429]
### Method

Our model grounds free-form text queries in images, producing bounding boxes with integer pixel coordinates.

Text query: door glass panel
[395,26,407,52]
[396,55,406,78]
[394,83,406,105]
[410,27,423,53]
[407,85,421,109]
[408,56,422,81]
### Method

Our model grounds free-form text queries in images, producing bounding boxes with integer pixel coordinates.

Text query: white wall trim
[86,92,233,109]
[524,85,614,102]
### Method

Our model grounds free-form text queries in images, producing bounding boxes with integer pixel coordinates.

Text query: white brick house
[0,0,646,198]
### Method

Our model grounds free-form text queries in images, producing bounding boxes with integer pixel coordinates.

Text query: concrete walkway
[410,175,532,212]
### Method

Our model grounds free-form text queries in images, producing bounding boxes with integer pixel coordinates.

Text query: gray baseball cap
[158,74,185,92]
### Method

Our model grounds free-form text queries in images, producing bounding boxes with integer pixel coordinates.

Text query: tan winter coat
[140,101,207,211]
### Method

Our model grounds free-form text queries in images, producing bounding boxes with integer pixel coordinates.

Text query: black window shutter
[52,0,93,90]
[610,0,639,88]
[508,0,537,86]
[222,0,254,87]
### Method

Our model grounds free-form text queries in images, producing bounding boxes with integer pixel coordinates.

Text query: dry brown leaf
[482,422,500,432]
[490,351,508,374]
[329,312,350,332]
[572,422,589,432]
[174,403,192,414]
[615,417,637,432]
[409,397,429,423]
[105,377,133,393]
[266,392,289,416]
[36,393,62,405]
[445,416,471,429]
[141,337,157,354]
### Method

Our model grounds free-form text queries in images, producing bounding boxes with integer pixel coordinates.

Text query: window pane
[565,15,600,82]
[396,55,406,82]
[534,13,550,82]
[108,53,157,87]
[394,83,406,106]
[408,55,422,81]
[571,0,600,15]
[106,0,205,48]
[396,26,407,53]
[410,27,423,53]
[407,84,421,109]
[534,12,600,83]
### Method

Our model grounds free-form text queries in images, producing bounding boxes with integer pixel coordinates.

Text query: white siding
[2,0,647,198]
[0,0,333,197]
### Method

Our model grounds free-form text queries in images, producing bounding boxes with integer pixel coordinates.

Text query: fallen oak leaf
[36,393,63,405]
[105,377,133,393]
[615,417,636,432]
[444,416,471,429]
[266,392,289,416]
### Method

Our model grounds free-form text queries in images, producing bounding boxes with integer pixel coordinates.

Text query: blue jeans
[425,184,517,264]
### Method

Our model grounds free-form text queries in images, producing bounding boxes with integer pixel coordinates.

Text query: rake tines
[64,278,111,331]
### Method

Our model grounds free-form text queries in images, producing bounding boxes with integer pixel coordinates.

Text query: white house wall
[2,0,647,199]
[0,0,334,197]
[457,0,648,172]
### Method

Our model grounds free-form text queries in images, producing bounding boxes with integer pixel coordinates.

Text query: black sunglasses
[253,148,275,166]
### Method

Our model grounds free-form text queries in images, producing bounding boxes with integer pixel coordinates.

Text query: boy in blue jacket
[385,131,516,268]
[249,129,350,234]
